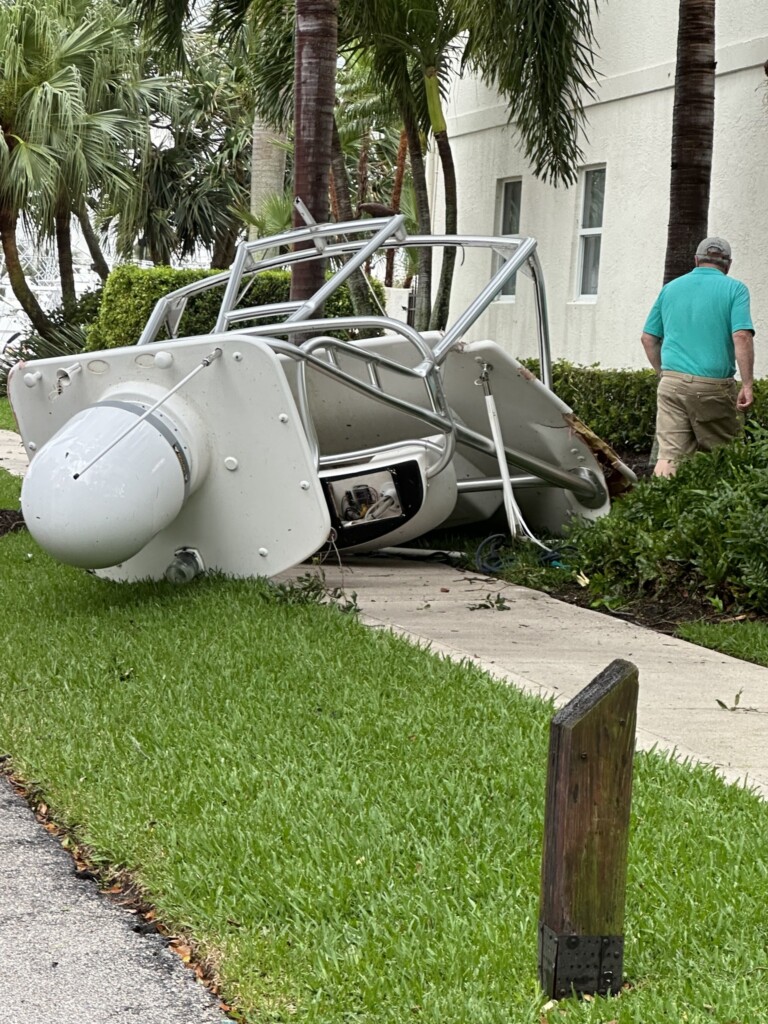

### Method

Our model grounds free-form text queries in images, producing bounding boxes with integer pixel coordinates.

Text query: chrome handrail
[224,332,603,504]
[296,334,455,479]
[137,224,550,379]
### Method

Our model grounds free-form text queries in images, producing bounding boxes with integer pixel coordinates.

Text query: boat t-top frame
[133,204,605,505]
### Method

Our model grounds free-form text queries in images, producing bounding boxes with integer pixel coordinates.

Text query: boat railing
[129,215,600,499]
[136,216,551,385]
[231,324,602,504]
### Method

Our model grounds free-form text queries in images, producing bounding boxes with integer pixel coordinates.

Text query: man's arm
[641,332,662,374]
[733,329,755,410]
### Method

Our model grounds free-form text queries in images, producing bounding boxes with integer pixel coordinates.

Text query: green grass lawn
[677,618,768,666]
[0,395,16,431]
[1,466,768,1023]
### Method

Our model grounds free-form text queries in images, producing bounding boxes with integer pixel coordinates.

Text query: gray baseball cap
[696,236,731,259]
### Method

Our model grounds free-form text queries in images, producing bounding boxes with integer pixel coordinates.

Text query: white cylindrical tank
[22,403,189,569]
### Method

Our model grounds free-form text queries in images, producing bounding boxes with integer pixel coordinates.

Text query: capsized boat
[8,208,635,582]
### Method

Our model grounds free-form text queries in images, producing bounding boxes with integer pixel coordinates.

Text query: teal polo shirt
[643,267,754,378]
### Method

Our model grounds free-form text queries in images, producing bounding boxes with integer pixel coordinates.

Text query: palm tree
[340,0,453,329]
[105,35,254,269]
[331,56,411,313]
[249,118,288,242]
[136,0,599,319]
[342,0,599,328]
[663,0,716,283]
[221,0,339,301]
[0,0,163,339]
[456,0,599,187]
[242,1,293,243]
[333,55,406,215]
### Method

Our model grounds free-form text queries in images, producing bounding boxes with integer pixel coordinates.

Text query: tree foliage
[103,32,254,268]
[456,0,599,187]
[1,0,602,343]
[0,0,167,336]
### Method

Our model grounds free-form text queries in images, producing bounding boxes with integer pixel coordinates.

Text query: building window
[577,167,606,297]
[495,178,522,297]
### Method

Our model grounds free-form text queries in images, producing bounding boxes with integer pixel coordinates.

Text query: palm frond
[458,0,599,185]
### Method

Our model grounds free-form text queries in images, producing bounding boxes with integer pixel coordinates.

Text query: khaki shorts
[656,371,741,464]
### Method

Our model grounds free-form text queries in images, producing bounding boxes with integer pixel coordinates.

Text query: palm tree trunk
[421,67,458,331]
[663,0,715,284]
[329,164,340,221]
[211,222,240,270]
[403,105,432,331]
[0,206,56,340]
[291,0,338,305]
[76,204,110,281]
[249,116,287,243]
[149,234,171,267]
[357,139,368,206]
[385,129,408,287]
[330,118,376,317]
[55,203,77,318]
[428,129,458,331]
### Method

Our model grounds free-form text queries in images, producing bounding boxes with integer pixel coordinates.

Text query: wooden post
[538,658,638,1000]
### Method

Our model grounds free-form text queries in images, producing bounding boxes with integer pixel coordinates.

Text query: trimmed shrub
[85,266,227,350]
[85,264,385,350]
[523,359,768,456]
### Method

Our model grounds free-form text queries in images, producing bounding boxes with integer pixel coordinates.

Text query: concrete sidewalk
[0,427,25,477]
[1,425,767,1021]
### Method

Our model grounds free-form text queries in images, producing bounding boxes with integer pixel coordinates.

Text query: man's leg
[655,376,696,476]
[688,379,741,453]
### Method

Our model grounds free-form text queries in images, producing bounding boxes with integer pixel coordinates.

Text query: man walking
[641,236,755,477]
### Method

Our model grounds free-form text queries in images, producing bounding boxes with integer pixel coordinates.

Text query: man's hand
[734,330,754,410]
[737,383,754,411]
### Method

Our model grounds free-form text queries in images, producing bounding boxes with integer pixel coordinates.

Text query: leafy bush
[85,266,226,350]
[86,264,385,350]
[566,430,768,613]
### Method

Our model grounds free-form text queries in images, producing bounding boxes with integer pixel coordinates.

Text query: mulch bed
[0,509,24,537]
[545,579,724,637]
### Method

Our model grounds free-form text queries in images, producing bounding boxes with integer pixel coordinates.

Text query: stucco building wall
[435,3,768,374]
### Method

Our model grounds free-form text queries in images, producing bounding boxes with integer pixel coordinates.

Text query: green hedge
[523,359,768,455]
[85,265,384,350]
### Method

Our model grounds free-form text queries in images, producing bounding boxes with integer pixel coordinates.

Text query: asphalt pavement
[1,426,767,1021]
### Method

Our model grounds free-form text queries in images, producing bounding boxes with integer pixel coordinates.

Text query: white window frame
[494,177,522,299]
[576,166,606,300]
